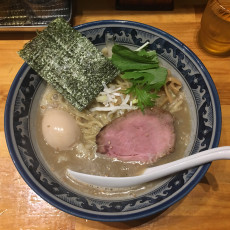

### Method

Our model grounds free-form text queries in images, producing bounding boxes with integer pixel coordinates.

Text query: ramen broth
[36,81,191,198]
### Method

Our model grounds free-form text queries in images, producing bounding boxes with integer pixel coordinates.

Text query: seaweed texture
[18,18,119,111]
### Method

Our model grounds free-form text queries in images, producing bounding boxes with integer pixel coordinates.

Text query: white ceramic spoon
[66,146,230,188]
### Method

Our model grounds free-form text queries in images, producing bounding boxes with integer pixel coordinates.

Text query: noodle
[39,77,134,159]
[164,85,174,103]
[157,72,184,113]
[40,70,184,161]
[35,44,193,197]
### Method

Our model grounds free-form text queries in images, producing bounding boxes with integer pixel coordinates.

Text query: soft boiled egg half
[42,109,81,151]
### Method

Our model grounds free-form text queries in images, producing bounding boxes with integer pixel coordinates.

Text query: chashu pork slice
[96,108,176,163]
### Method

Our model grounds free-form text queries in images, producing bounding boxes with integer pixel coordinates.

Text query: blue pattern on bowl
[4,20,221,221]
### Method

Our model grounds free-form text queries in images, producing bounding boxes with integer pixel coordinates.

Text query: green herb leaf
[136,49,158,62]
[122,67,167,90]
[111,44,168,111]
[111,44,159,71]
[124,84,158,111]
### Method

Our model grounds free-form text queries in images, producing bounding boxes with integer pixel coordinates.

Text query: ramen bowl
[4,20,221,222]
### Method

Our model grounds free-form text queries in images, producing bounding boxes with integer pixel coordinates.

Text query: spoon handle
[144,146,230,175]
[67,146,230,188]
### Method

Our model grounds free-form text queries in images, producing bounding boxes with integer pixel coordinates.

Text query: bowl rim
[4,20,222,222]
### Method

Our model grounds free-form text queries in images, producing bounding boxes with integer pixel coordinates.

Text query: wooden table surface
[1,0,230,229]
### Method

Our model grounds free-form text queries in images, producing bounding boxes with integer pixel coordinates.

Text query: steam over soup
[36,74,191,198]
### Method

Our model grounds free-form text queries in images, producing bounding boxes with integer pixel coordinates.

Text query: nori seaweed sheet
[18,18,119,111]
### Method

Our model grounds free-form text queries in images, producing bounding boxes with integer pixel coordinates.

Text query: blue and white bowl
[4,20,221,222]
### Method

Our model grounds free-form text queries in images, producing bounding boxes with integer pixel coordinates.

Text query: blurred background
[0,0,208,31]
